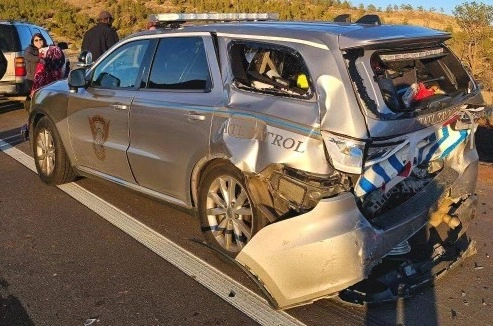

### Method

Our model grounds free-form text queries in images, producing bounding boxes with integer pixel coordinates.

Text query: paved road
[1,104,492,325]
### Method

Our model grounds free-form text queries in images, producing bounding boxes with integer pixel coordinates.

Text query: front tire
[198,161,266,257]
[33,117,76,185]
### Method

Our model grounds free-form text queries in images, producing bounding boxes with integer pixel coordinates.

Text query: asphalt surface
[1,102,492,326]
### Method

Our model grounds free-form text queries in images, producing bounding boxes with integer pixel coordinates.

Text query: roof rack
[333,13,382,25]
[148,13,279,28]
[355,14,382,25]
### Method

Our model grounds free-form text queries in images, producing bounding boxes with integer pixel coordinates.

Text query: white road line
[0,134,22,151]
[0,139,306,326]
[0,134,22,141]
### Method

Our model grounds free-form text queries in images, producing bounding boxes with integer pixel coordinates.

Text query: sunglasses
[34,39,43,42]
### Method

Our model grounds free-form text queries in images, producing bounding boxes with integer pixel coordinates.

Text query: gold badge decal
[89,115,110,161]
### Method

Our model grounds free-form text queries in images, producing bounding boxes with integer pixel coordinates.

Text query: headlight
[322,132,366,174]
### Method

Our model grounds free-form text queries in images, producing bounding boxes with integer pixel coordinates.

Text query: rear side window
[29,27,53,46]
[0,25,18,52]
[17,26,34,52]
[147,37,211,91]
[229,42,313,99]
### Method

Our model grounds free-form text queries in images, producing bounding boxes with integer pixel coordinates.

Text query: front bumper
[236,164,478,309]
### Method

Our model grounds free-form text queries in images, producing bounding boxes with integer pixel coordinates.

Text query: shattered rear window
[229,42,313,99]
[369,46,472,113]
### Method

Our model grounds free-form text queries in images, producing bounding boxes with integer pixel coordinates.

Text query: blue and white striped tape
[355,125,469,197]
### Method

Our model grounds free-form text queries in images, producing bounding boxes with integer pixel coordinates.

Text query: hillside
[52,0,459,47]
[0,0,460,50]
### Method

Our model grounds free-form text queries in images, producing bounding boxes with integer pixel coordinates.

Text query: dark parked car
[26,13,484,309]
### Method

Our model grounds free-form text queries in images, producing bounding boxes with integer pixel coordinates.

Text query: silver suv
[0,20,67,95]
[26,13,485,309]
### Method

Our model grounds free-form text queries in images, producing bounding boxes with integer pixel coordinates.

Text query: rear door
[67,39,154,182]
[128,34,222,205]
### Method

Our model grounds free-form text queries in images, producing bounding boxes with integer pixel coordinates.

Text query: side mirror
[77,50,93,67]
[68,68,87,92]
[57,42,69,50]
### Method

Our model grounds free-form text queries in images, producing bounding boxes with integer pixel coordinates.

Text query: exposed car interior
[370,46,472,112]
[230,43,313,98]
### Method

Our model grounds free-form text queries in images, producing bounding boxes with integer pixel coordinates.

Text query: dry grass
[378,11,458,31]
[482,91,493,105]
[477,91,493,128]
[478,109,493,128]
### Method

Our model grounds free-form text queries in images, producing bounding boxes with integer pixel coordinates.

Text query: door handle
[187,112,206,121]
[111,104,128,110]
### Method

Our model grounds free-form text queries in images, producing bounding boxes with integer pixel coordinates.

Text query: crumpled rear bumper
[236,165,477,309]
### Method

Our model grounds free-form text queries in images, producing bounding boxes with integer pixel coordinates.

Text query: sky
[349,0,490,16]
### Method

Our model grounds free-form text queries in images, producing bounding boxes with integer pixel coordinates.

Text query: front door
[67,39,153,182]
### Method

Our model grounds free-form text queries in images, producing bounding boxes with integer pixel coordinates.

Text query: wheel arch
[190,154,231,208]
[30,107,76,168]
[31,115,76,185]
[29,111,48,150]
[190,154,277,224]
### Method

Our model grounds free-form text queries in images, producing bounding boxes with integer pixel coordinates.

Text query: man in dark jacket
[82,11,119,61]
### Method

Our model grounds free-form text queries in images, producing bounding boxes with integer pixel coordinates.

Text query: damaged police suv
[26,13,484,309]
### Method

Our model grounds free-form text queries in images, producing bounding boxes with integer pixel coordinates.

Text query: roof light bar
[379,48,444,62]
[149,13,279,24]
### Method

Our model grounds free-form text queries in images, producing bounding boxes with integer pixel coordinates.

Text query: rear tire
[198,161,266,257]
[33,117,76,185]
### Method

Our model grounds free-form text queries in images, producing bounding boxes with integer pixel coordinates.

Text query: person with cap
[81,10,119,61]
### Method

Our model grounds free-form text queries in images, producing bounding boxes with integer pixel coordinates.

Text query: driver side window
[91,40,150,89]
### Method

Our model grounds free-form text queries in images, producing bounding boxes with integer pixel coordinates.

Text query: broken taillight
[15,57,26,77]
[322,131,366,174]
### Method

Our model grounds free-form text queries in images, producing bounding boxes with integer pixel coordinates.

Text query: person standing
[81,11,119,61]
[30,45,66,96]
[24,33,46,95]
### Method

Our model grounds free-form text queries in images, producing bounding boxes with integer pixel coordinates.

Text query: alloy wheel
[206,175,254,253]
[36,128,55,176]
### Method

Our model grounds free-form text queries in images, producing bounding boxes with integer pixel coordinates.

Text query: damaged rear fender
[235,192,379,309]
[235,165,462,309]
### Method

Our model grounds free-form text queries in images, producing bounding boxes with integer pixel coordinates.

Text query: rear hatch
[339,25,482,137]
[324,24,483,217]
